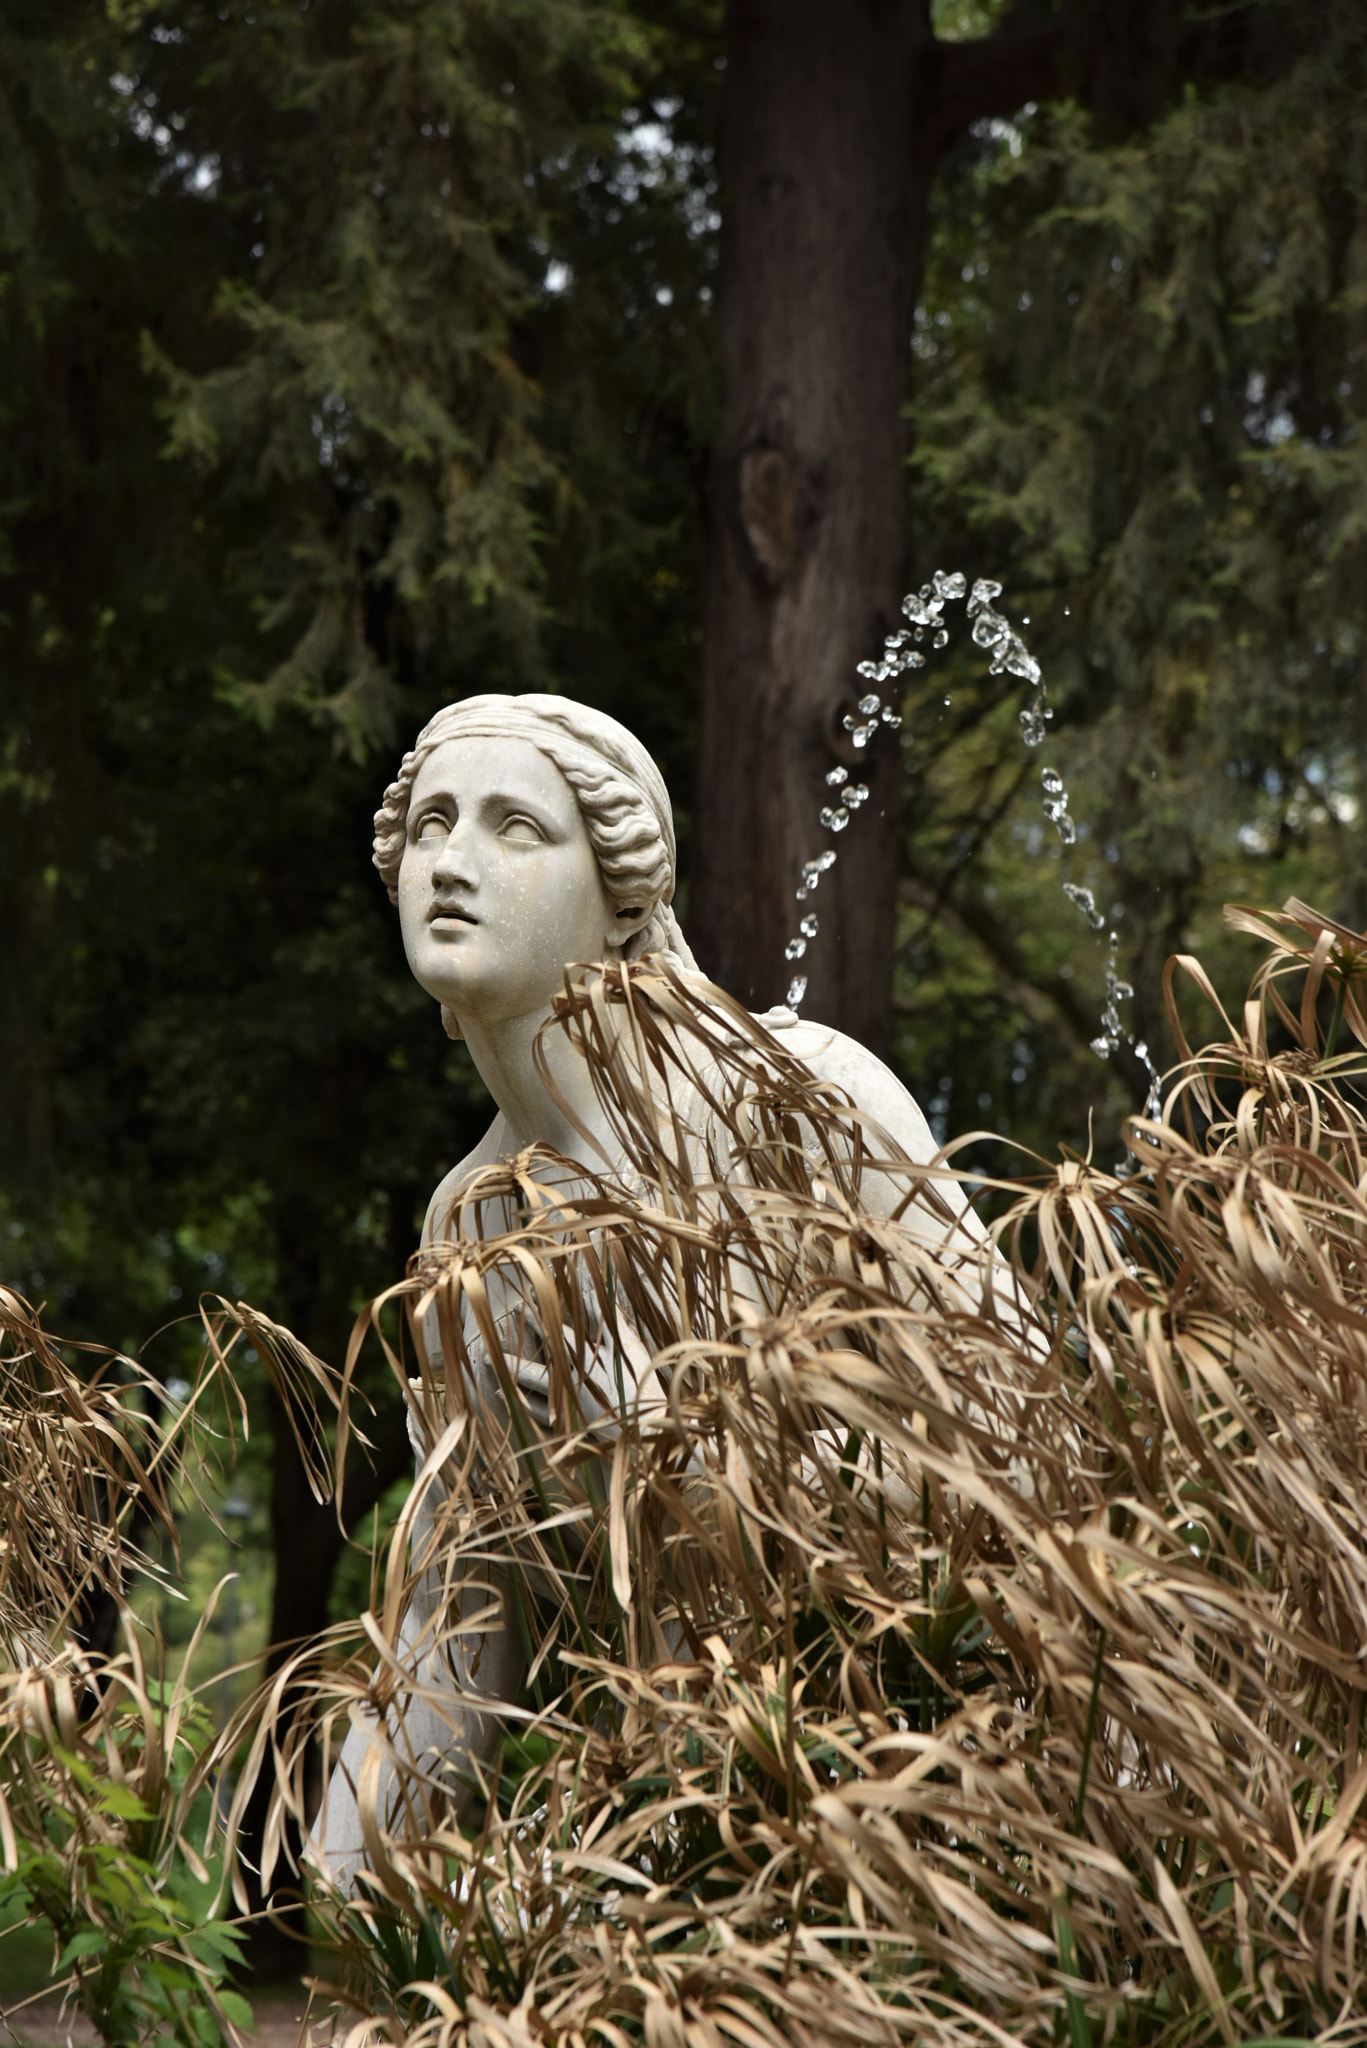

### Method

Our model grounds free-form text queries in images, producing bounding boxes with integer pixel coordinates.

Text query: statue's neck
[459,1006,615,1173]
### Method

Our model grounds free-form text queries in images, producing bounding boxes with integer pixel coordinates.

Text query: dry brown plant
[0,1291,337,2040]
[0,1288,177,1665]
[19,901,1367,2048]
[229,912,1367,2047]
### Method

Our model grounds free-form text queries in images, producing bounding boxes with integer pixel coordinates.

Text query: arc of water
[782,571,1163,1124]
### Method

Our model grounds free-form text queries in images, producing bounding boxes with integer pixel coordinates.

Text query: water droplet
[933,628,949,649]
[814,850,837,873]
[1056,815,1076,845]
[799,914,818,938]
[881,707,903,725]
[1020,706,1051,746]
[971,611,1007,649]
[787,975,808,1008]
[902,594,934,625]
[826,765,848,786]
[933,569,967,600]
[904,651,924,670]
[851,726,873,750]
[819,806,850,832]
[1062,882,1106,930]
[914,626,925,643]
[785,937,807,961]
[1003,638,1041,684]
[795,886,809,901]
[842,783,869,807]
[1041,768,1064,794]
[967,577,1003,615]
[858,693,880,716]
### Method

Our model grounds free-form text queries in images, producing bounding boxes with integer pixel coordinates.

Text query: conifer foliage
[897,0,1367,1170]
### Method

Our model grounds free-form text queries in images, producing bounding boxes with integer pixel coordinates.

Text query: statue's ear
[605,901,654,964]
[611,903,652,941]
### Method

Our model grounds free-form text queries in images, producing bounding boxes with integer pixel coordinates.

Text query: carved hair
[373,695,700,1033]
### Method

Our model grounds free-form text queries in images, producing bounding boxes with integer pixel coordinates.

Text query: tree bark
[237,1199,415,1979]
[691,0,938,1053]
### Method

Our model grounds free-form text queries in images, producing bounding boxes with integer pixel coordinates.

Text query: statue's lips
[428,905,479,929]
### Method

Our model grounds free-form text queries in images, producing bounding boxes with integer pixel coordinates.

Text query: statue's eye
[500,814,543,845]
[414,810,449,844]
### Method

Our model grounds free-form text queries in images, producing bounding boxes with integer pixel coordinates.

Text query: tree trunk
[237,1201,415,1980]
[691,0,936,1054]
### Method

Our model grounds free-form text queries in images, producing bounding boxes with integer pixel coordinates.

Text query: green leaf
[95,1781,153,1822]
[56,1927,108,1967]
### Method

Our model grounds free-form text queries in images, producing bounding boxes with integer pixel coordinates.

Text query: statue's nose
[431,818,478,888]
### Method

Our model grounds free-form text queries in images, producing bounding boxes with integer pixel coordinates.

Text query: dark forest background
[3,0,1365,1964]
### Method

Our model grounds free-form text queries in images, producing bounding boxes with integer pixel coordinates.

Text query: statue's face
[398,736,620,1027]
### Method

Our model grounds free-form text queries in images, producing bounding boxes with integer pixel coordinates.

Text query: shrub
[0,1290,267,2043]
[234,902,1367,2046]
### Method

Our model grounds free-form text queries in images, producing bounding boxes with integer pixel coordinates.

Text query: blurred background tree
[0,0,721,1972]
[1,0,1363,1979]
[899,0,1367,1177]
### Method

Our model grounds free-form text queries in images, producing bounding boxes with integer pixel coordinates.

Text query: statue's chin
[422,952,629,1031]
[423,979,567,1036]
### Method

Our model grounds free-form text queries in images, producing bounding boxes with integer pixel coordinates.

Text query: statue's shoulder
[421,1113,513,1247]
[751,1006,939,1167]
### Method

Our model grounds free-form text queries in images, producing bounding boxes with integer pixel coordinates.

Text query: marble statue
[313,693,987,1887]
